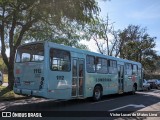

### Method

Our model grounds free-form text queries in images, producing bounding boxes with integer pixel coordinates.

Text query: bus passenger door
[72,59,84,97]
[118,65,124,93]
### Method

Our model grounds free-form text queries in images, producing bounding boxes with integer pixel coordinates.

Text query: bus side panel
[84,73,95,98]
[47,71,72,99]
[137,66,143,91]
[46,45,72,99]
[84,73,118,98]
[104,74,118,95]
[123,75,133,92]
[125,65,143,92]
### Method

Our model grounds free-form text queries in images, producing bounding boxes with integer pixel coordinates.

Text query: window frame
[86,55,96,73]
[132,64,138,75]
[108,59,117,74]
[50,48,71,72]
[15,43,44,63]
[96,57,108,74]
[125,63,133,75]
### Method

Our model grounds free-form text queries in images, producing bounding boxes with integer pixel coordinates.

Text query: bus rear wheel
[93,86,102,101]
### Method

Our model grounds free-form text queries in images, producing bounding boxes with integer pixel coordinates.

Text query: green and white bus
[14,41,143,101]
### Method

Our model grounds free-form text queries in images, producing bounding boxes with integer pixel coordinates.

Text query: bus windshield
[16,43,44,62]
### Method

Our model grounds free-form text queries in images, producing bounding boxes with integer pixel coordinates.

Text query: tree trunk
[7,48,16,90]
[7,64,14,90]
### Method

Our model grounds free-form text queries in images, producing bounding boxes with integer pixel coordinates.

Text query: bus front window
[16,43,44,62]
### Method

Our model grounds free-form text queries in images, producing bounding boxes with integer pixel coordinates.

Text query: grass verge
[0,86,28,101]
[3,74,8,83]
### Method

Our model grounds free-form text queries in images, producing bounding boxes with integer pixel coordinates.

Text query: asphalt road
[0,89,160,120]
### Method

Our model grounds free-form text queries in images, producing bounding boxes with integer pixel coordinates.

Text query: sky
[3,0,160,56]
[85,0,160,55]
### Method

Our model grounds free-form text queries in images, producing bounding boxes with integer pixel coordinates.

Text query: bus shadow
[101,92,136,100]
[2,90,160,111]
[2,98,90,111]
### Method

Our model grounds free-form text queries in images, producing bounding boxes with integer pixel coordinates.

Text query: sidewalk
[0,97,52,111]
[136,102,160,120]
[2,83,8,87]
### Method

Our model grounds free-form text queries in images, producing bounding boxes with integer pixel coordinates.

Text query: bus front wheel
[93,86,102,101]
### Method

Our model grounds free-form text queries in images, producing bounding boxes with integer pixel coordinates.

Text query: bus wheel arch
[93,84,103,101]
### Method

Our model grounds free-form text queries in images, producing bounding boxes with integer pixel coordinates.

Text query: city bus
[14,41,143,101]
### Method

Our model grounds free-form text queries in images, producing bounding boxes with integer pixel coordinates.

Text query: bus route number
[34,69,41,74]
[56,76,64,80]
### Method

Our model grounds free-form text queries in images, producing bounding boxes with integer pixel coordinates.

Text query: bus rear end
[14,43,46,97]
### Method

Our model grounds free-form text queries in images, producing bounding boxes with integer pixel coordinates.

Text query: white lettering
[136,113,148,117]
[149,113,157,117]
[12,112,27,117]
[121,113,131,116]
[28,113,42,117]
[110,113,120,117]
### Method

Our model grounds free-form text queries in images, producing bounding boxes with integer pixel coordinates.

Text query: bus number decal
[34,69,41,74]
[56,76,64,80]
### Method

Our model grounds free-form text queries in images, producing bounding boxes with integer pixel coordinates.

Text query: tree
[0,55,7,73]
[118,25,159,73]
[85,16,119,56]
[25,18,89,50]
[0,0,99,89]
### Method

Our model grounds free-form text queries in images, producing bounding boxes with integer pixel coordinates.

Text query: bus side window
[22,53,30,62]
[108,60,117,74]
[96,57,108,74]
[125,63,132,75]
[50,48,70,71]
[132,64,138,75]
[86,55,95,73]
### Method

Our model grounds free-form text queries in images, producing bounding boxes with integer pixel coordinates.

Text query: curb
[0,96,32,102]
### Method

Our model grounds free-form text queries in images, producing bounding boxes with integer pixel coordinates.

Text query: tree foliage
[118,25,159,73]
[24,19,89,49]
[84,16,119,56]
[0,0,99,89]
[86,22,159,74]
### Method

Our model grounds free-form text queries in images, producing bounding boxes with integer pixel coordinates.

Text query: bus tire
[93,86,102,101]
